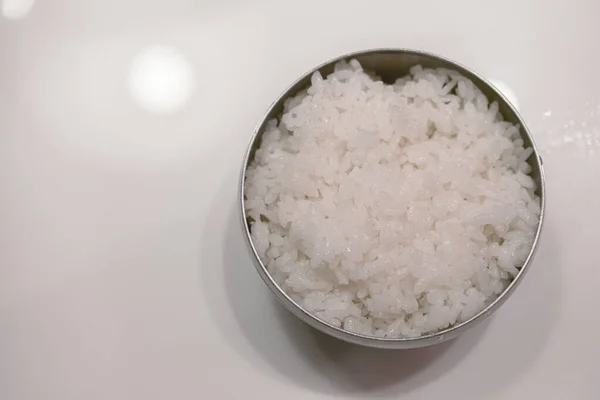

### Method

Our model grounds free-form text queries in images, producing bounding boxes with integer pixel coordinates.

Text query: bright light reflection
[2,0,36,19]
[128,46,195,114]
[489,79,520,111]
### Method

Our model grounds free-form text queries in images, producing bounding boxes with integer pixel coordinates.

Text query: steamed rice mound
[244,60,540,338]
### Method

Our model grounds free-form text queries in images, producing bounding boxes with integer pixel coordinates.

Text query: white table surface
[1,1,598,399]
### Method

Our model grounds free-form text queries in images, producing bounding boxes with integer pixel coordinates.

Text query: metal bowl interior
[240,48,545,349]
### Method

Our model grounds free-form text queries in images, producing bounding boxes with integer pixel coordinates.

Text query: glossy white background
[1,1,598,399]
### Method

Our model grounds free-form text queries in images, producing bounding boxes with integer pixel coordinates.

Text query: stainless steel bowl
[239,48,546,349]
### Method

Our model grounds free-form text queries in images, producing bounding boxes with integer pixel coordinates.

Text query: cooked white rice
[244,60,540,338]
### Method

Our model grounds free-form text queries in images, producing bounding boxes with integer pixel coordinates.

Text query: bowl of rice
[240,48,545,349]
